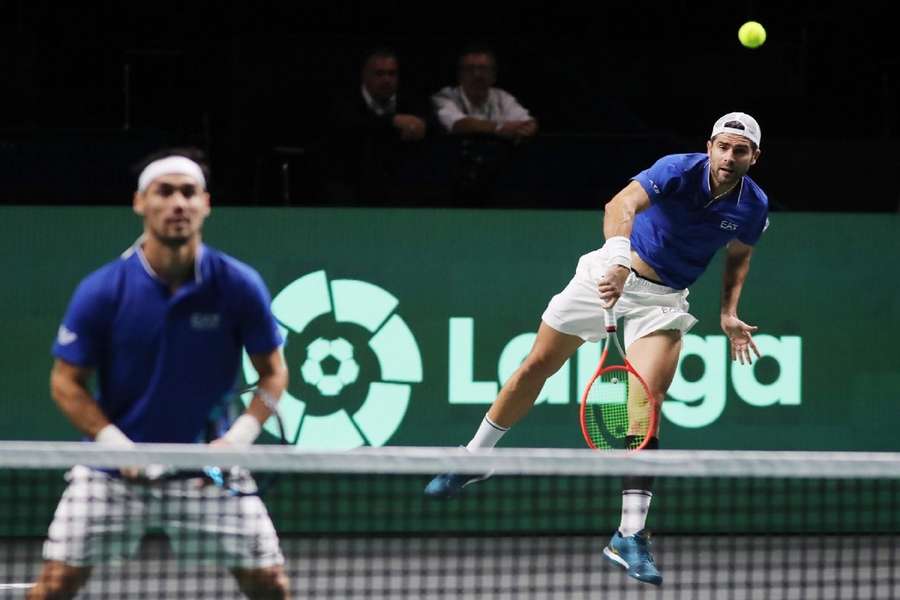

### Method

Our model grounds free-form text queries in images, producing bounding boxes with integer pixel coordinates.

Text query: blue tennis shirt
[630,153,769,289]
[52,243,282,443]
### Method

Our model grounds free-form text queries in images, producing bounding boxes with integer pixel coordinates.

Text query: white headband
[137,156,207,192]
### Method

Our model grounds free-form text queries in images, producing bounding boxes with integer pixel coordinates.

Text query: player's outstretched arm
[721,240,761,364]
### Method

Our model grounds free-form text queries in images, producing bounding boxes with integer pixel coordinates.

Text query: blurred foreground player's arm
[50,359,122,442]
[215,348,288,447]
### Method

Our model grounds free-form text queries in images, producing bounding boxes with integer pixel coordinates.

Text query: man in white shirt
[432,45,538,142]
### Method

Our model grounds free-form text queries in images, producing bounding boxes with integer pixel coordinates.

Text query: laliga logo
[242,271,422,449]
[449,318,801,428]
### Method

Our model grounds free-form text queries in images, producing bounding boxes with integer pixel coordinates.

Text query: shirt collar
[124,235,205,285]
[458,87,493,115]
[361,85,396,116]
[703,159,745,207]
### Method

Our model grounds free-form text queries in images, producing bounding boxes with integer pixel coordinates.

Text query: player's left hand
[721,315,760,364]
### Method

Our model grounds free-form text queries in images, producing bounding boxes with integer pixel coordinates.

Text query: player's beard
[714,164,742,190]
[151,217,199,248]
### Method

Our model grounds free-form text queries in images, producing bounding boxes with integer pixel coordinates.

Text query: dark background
[1,1,897,211]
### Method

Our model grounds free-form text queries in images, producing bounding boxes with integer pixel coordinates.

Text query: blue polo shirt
[630,153,769,289]
[52,243,282,443]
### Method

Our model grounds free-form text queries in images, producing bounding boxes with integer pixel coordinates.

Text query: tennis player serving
[28,148,290,599]
[426,113,768,586]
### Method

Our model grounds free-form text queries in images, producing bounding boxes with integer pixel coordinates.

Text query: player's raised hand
[597,266,630,308]
[721,315,760,364]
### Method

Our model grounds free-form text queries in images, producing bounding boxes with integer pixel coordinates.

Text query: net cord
[0,442,897,479]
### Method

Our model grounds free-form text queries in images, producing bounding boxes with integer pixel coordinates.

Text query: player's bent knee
[30,587,78,600]
[518,351,566,381]
[28,563,90,600]
[233,566,289,600]
[649,390,666,409]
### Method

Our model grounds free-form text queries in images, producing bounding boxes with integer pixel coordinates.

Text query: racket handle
[603,308,616,332]
[203,466,225,487]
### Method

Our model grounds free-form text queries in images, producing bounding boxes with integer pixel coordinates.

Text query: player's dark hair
[132,147,212,186]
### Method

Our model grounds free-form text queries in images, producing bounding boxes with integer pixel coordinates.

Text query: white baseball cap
[711,112,761,147]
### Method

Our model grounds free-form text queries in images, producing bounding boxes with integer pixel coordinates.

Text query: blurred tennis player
[28,148,290,599]
[426,113,769,586]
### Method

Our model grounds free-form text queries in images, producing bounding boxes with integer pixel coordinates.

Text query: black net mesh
[1,444,898,599]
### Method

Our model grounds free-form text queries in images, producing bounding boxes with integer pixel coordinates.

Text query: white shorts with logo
[43,466,284,568]
[542,248,698,349]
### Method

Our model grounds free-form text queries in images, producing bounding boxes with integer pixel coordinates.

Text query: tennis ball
[738,21,766,48]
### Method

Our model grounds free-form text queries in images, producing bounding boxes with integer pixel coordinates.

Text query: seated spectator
[432,45,538,142]
[321,47,429,205]
[431,44,538,205]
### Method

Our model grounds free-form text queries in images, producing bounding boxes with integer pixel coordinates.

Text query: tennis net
[0,442,898,599]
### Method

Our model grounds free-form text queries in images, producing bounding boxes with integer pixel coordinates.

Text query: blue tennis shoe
[423,471,492,498]
[602,529,662,586]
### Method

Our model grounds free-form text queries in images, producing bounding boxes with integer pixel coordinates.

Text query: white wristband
[253,388,281,415]
[602,236,632,269]
[95,424,134,447]
[222,414,261,447]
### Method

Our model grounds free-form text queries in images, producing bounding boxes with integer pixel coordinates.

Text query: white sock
[465,416,509,451]
[619,490,653,537]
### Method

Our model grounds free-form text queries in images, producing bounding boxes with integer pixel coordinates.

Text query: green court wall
[1,207,898,452]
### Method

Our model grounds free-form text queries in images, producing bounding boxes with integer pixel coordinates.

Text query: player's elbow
[49,360,92,415]
[605,181,649,216]
[264,359,289,394]
[275,363,289,391]
[49,363,75,409]
[603,196,634,226]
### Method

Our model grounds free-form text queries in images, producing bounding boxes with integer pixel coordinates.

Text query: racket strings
[584,369,655,450]
[584,369,631,449]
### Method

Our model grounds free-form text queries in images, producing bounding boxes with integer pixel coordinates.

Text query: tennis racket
[202,383,287,497]
[579,308,657,450]
[137,385,286,495]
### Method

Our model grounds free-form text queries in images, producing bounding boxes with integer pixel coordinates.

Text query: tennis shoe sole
[602,545,662,586]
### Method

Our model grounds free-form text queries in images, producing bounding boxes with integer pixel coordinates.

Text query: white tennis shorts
[542,248,698,349]
[43,466,284,568]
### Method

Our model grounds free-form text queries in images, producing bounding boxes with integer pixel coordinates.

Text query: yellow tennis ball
[738,21,766,48]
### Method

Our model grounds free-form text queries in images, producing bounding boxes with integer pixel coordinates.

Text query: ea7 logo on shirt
[720,220,739,231]
[190,313,221,330]
[56,325,78,346]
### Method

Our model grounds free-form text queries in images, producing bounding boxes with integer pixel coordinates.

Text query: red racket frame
[579,344,658,451]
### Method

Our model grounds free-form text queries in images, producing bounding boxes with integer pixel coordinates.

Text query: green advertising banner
[2,207,898,451]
